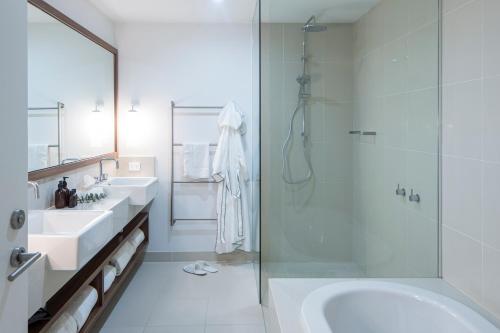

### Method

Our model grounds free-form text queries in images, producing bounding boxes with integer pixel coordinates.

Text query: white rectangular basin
[104,177,159,206]
[28,210,113,270]
[73,192,130,234]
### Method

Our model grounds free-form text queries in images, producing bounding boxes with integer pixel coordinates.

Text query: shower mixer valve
[396,184,406,197]
[409,189,421,203]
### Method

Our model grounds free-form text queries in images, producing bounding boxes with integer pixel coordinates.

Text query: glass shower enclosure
[259,0,440,302]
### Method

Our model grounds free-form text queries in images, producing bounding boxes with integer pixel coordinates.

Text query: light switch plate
[128,161,141,172]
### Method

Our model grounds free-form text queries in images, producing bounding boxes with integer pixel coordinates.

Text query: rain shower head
[303,16,327,32]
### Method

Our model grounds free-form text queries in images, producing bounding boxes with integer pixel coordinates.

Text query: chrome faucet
[98,158,119,183]
[61,158,80,164]
[27,181,40,200]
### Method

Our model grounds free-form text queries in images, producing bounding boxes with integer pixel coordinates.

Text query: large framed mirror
[27,0,117,180]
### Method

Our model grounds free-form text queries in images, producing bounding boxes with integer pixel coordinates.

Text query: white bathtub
[301,281,500,333]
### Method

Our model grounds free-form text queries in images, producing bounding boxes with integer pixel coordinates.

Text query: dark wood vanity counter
[28,211,149,333]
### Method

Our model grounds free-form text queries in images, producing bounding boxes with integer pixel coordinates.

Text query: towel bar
[170,100,223,226]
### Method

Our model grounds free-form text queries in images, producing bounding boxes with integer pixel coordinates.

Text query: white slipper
[183,263,207,276]
[196,261,218,273]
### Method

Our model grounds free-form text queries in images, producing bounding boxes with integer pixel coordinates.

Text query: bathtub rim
[301,280,500,333]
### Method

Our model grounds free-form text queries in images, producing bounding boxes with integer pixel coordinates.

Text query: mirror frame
[27,0,118,181]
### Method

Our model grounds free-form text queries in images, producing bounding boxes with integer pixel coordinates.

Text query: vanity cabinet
[28,211,149,333]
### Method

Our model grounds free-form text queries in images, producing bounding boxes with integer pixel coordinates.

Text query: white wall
[116,23,254,252]
[442,0,500,320]
[43,0,115,45]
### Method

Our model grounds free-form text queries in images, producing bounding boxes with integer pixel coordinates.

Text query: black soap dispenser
[68,189,78,208]
[62,176,70,206]
[55,181,66,209]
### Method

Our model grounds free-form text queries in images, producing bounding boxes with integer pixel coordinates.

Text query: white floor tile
[144,326,205,333]
[205,325,266,333]
[148,299,208,326]
[99,326,144,333]
[102,261,262,330]
[206,297,264,325]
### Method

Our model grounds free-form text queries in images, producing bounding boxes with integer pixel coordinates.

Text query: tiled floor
[100,262,265,333]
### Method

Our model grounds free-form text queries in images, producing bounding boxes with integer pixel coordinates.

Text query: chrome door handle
[7,247,41,282]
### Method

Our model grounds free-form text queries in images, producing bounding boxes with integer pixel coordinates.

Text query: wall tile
[442,80,483,159]
[483,0,500,78]
[443,0,482,84]
[408,0,439,31]
[443,0,475,13]
[442,156,482,240]
[383,93,408,149]
[482,162,500,250]
[406,151,438,222]
[407,87,439,154]
[382,0,409,44]
[383,38,409,96]
[407,22,439,91]
[443,226,483,302]
[483,76,500,162]
[483,247,500,317]
[282,24,303,62]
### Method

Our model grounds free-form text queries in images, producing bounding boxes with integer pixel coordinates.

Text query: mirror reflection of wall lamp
[128,103,139,113]
[92,101,104,113]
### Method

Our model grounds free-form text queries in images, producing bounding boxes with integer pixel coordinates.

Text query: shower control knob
[409,189,421,203]
[395,184,406,197]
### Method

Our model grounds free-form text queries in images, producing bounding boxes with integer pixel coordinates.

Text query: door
[0,0,28,332]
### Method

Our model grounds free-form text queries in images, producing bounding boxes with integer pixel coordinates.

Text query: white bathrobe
[212,101,251,254]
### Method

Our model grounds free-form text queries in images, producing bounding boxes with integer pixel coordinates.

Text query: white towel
[28,144,48,171]
[46,312,78,333]
[183,143,210,179]
[66,286,98,331]
[129,229,145,250]
[109,241,135,276]
[103,265,116,293]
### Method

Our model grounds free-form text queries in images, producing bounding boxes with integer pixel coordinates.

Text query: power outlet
[128,161,141,172]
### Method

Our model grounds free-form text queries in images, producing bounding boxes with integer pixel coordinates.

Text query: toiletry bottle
[62,176,70,206]
[68,189,78,208]
[55,181,66,209]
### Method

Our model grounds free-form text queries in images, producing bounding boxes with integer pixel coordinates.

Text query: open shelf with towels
[28,212,149,333]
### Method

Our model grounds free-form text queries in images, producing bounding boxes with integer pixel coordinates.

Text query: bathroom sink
[76,193,130,234]
[28,210,113,270]
[103,177,159,205]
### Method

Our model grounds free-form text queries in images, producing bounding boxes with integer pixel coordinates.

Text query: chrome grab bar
[7,247,42,282]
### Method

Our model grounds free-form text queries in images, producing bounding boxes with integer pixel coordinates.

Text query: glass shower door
[260,0,440,303]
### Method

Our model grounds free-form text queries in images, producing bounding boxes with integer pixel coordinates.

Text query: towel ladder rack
[170,101,223,226]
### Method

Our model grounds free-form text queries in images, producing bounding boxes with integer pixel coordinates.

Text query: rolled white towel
[66,286,98,331]
[109,241,135,276]
[129,229,145,250]
[103,265,116,293]
[46,312,77,333]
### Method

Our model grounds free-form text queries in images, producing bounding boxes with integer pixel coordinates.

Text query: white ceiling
[88,0,258,24]
[262,0,379,23]
[88,0,378,24]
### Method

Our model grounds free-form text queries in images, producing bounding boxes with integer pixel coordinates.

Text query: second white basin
[103,177,159,206]
[28,210,113,270]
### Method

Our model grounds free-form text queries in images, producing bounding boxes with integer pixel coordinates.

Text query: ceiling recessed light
[213,0,224,3]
